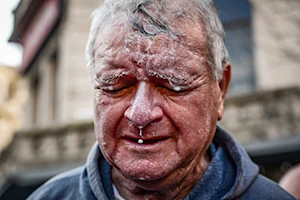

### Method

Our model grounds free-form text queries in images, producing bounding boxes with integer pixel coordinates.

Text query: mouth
[121,135,172,155]
[124,137,170,145]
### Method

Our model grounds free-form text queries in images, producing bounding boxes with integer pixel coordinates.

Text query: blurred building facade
[1,0,300,199]
[0,65,27,153]
[8,0,97,129]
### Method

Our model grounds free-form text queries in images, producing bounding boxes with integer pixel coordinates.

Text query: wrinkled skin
[93,20,231,199]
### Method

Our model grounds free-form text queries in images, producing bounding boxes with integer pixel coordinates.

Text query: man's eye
[153,78,188,94]
[102,86,128,96]
[160,85,186,94]
[167,86,185,93]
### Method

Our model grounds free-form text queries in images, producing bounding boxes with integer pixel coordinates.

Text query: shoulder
[238,174,296,200]
[27,166,84,200]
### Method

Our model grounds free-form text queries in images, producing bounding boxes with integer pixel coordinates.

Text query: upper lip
[122,124,172,144]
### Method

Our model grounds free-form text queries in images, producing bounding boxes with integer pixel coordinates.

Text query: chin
[116,158,179,183]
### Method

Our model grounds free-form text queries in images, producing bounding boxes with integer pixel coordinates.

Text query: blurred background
[0,0,299,199]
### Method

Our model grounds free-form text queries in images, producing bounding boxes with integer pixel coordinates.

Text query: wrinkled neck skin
[112,152,211,200]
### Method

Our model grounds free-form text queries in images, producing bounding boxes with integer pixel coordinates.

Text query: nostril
[124,81,163,128]
[151,106,163,120]
[124,105,164,128]
[124,104,154,128]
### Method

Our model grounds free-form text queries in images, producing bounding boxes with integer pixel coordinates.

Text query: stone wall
[251,0,300,90]
[0,121,95,188]
[220,87,300,144]
[57,0,102,123]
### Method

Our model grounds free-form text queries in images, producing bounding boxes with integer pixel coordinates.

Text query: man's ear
[217,62,231,121]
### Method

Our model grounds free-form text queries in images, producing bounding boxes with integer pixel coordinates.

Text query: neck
[112,152,211,200]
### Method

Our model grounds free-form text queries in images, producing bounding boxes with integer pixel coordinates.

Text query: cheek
[93,92,131,152]
[94,90,111,108]
[192,91,219,134]
[94,92,117,147]
[173,91,218,126]
[94,90,116,122]
[168,89,219,151]
[190,90,219,140]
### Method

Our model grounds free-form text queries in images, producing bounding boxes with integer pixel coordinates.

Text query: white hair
[85,0,229,80]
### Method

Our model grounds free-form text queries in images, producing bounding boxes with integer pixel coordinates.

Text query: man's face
[93,22,227,184]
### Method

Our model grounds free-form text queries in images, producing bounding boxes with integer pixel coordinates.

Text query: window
[214,0,255,96]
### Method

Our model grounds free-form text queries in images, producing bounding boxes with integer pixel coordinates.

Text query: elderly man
[28,0,296,199]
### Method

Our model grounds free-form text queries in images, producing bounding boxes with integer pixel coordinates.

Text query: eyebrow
[147,69,190,86]
[95,70,131,86]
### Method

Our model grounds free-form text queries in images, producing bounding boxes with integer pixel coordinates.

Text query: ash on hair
[85,0,229,80]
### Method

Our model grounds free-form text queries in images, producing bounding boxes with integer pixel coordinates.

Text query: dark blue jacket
[27,127,296,200]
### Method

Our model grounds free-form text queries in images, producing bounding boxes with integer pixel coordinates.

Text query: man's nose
[124,81,163,128]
